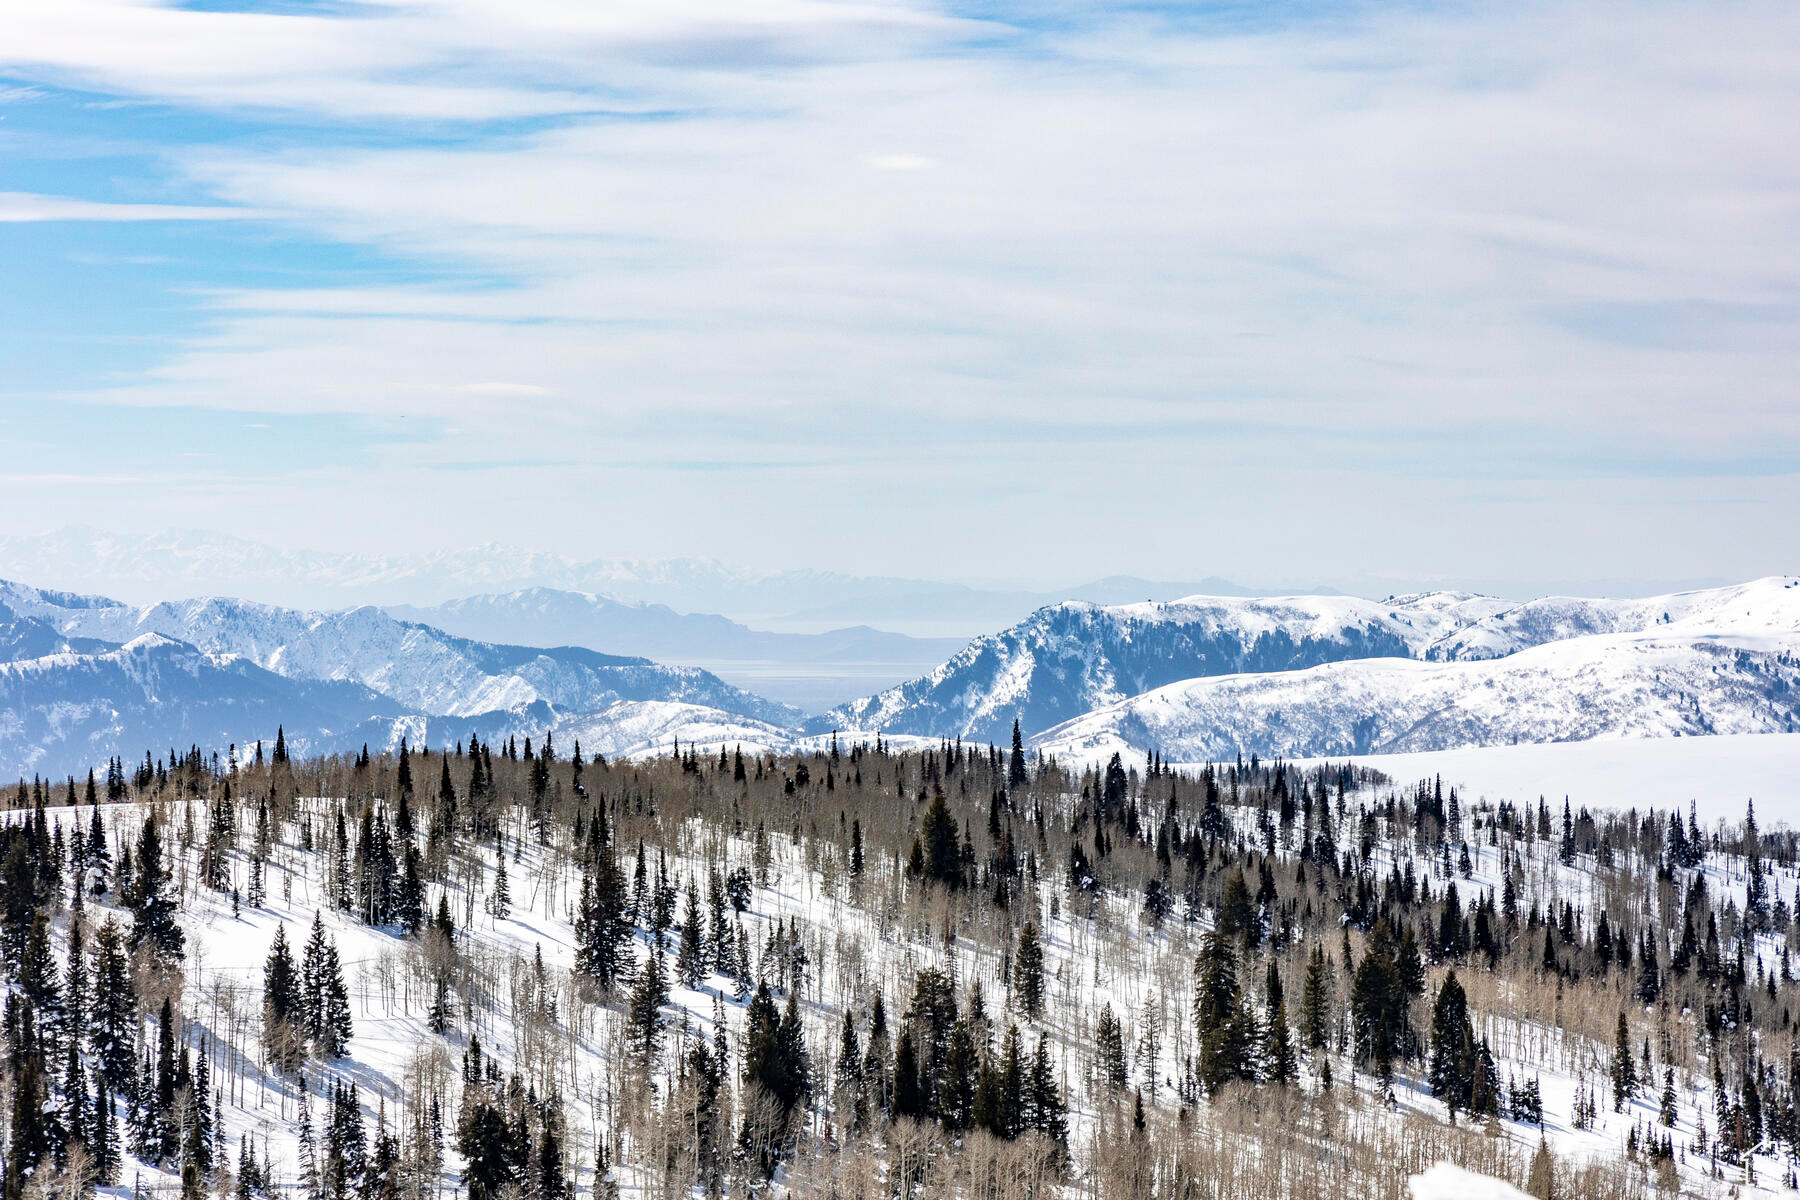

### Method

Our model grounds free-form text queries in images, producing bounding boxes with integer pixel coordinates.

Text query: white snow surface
[0,579,799,725]
[1410,1163,1532,1200]
[1268,732,1800,826]
[1032,630,1800,764]
[824,576,1800,744]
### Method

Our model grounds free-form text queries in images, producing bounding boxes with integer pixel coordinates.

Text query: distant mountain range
[0,526,1293,633]
[1033,629,1800,764]
[3,567,1797,780]
[823,578,1800,748]
[0,579,803,777]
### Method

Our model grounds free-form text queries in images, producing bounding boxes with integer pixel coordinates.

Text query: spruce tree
[1300,942,1332,1052]
[264,925,304,1072]
[128,814,185,961]
[677,880,705,989]
[1611,1011,1638,1111]
[1014,921,1045,1021]
[1428,971,1475,1121]
[625,952,667,1072]
[1193,931,1255,1094]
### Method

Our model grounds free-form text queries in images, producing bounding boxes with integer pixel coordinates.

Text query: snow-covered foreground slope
[825,578,1800,744]
[1032,632,1800,764]
[18,746,1796,1200]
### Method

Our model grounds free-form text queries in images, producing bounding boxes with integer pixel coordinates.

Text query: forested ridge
[0,726,1795,1198]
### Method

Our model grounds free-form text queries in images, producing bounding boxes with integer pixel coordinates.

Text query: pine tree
[1351,918,1407,1084]
[488,854,510,922]
[1300,942,1332,1052]
[919,790,962,889]
[1660,1067,1679,1127]
[92,1073,118,1186]
[1008,719,1028,788]
[573,847,633,992]
[1028,1036,1066,1149]
[297,1100,320,1200]
[1428,971,1475,1121]
[302,912,353,1058]
[625,952,666,1072]
[677,880,705,989]
[1611,1011,1638,1111]
[128,814,185,961]
[1193,931,1256,1094]
[892,1029,926,1120]
[264,925,304,1072]
[1095,1003,1130,1091]
[937,1020,978,1132]
[1014,921,1045,1020]
[1263,997,1297,1087]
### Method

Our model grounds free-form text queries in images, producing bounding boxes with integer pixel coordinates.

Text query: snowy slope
[1265,732,1800,826]
[0,579,800,727]
[1032,631,1800,764]
[0,634,799,779]
[0,635,414,776]
[1422,575,1800,660]
[826,578,1800,744]
[820,592,1510,742]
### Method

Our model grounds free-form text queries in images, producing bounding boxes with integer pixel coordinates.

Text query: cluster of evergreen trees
[12,727,1800,1197]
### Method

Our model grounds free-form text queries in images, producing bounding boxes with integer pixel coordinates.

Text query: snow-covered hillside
[1032,631,1800,764]
[0,580,821,778]
[0,580,799,727]
[1271,733,1800,826]
[0,634,417,776]
[826,578,1800,746]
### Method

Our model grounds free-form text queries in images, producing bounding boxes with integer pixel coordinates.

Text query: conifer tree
[1300,942,1332,1052]
[1095,1003,1130,1092]
[1611,1011,1638,1111]
[129,813,185,961]
[1263,996,1297,1088]
[1193,931,1256,1093]
[625,952,667,1072]
[264,925,304,1072]
[574,845,633,992]
[677,880,705,989]
[1428,971,1475,1121]
[1014,921,1045,1021]
[488,853,510,922]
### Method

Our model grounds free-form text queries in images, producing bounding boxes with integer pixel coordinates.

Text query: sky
[1,0,1797,593]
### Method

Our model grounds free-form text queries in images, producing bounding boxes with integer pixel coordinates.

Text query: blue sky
[1,0,1797,594]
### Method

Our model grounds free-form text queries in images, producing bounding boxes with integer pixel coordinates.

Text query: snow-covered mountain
[825,577,1800,745]
[819,591,1507,742]
[0,579,799,727]
[0,634,419,777]
[0,578,820,777]
[1420,575,1800,660]
[1032,631,1800,764]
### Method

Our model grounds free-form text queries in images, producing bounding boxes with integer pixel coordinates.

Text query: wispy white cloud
[2,0,1797,582]
[0,191,272,222]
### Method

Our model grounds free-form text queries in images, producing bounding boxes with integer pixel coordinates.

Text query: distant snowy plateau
[3,573,1800,816]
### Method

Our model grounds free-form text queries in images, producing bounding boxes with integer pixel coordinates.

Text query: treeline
[1,726,1795,1198]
